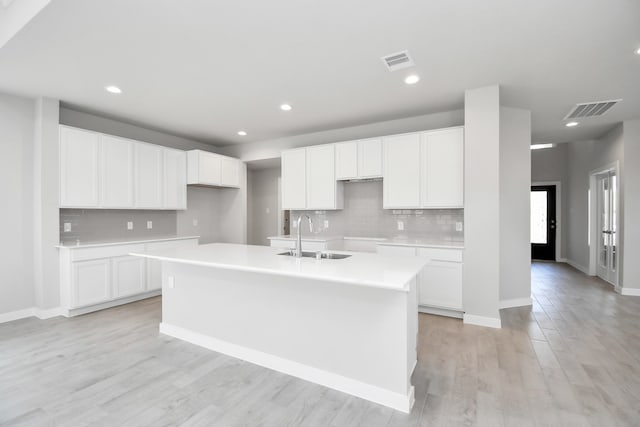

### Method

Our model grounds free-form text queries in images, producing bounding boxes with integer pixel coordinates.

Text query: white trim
[418,305,463,319]
[499,297,533,309]
[557,257,568,263]
[532,181,562,261]
[34,307,63,319]
[0,308,35,323]
[564,259,590,275]
[619,287,640,296]
[160,322,415,413]
[463,314,502,329]
[64,290,161,317]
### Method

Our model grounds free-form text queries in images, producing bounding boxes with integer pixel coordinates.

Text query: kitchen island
[131,243,426,412]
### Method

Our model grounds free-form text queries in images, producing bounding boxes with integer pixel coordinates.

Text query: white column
[622,119,640,294]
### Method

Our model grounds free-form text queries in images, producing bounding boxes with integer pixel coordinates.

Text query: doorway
[595,171,618,284]
[531,185,557,260]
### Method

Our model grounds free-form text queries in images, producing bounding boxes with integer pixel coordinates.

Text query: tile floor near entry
[1,263,639,426]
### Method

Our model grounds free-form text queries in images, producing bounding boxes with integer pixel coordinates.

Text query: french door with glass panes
[596,171,618,284]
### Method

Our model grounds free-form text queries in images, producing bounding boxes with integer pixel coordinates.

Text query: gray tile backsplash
[60,209,177,244]
[292,180,463,240]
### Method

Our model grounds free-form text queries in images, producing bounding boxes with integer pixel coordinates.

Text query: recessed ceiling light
[566,121,579,127]
[280,104,292,111]
[237,131,247,136]
[404,74,420,85]
[105,85,122,94]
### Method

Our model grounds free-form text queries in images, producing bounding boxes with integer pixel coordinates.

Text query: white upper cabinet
[335,138,382,180]
[187,150,241,188]
[281,148,307,210]
[307,144,341,209]
[101,135,134,208]
[60,126,100,208]
[163,148,187,209]
[335,141,358,180]
[383,133,421,208]
[220,155,240,187]
[420,127,464,208]
[134,142,164,209]
[358,138,383,178]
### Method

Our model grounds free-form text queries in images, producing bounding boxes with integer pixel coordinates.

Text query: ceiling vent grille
[564,99,621,120]
[381,50,414,71]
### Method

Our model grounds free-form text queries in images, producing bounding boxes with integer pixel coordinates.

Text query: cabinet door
[72,259,110,307]
[101,135,134,208]
[199,152,221,185]
[164,149,187,209]
[383,133,421,208]
[421,128,464,208]
[112,256,146,298]
[281,148,307,210]
[220,156,240,188]
[59,127,100,207]
[134,142,164,208]
[335,141,358,180]
[358,138,383,178]
[306,145,336,209]
[417,262,463,310]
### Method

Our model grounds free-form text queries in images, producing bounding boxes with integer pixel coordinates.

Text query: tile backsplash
[60,209,177,244]
[291,180,463,240]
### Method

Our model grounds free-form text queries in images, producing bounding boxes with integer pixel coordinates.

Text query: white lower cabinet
[59,237,199,316]
[376,244,464,317]
[72,259,111,307]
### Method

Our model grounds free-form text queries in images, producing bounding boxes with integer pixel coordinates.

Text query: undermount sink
[278,251,352,260]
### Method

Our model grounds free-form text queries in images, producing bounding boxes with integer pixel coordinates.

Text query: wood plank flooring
[1,262,640,426]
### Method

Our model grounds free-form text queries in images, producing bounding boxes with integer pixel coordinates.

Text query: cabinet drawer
[70,244,146,261]
[416,248,463,263]
[376,245,417,257]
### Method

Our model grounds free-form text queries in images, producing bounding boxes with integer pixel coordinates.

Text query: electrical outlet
[265,207,270,214]
[397,220,404,231]
[192,219,198,227]
[167,276,175,289]
[146,221,153,229]
[324,220,329,228]
[455,222,463,232]
[63,222,71,232]
[127,221,133,230]
[292,221,297,228]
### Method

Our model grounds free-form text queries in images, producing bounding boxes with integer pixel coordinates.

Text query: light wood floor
[1,262,640,426]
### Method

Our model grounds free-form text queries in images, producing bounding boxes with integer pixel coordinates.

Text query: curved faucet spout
[295,214,313,257]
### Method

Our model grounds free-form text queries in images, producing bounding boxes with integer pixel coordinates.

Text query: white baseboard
[463,314,502,329]
[556,257,567,263]
[160,322,415,413]
[499,297,533,309]
[0,306,64,323]
[418,306,463,319]
[563,259,590,275]
[619,287,640,296]
[65,290,161,317]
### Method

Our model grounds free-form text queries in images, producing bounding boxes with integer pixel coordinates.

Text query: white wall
[499,107,531,304]
[463,86,501,327]
[531,144,569,259]
[622,119,640,290]
[219,110,464,162]
[566,129,623,272]
[0,92,36,314]
[248,167,281,246]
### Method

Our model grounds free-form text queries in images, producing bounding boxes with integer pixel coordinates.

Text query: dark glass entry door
[531,185,556,260]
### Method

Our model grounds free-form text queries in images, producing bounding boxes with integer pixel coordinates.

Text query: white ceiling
[0,0,639,146]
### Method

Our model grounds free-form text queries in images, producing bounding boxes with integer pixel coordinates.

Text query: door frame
[588,161,620,287]
[532,181,562,262]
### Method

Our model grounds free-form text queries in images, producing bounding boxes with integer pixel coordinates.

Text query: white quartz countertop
[56,236,200,249]
[131,243,427,292]
[267,235,344,242]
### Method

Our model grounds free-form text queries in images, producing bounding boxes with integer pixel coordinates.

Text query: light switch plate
[265,207,270,214]
[455,222,463,232]
[397,220,404,231]
[63,222,71,232]
[127,221,133,230]
[324,220,329,228]
[167,276,175,289]
[192,219,198,227]
[146,221,153,229]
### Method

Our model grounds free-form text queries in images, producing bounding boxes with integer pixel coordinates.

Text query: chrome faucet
[295,214,313,257]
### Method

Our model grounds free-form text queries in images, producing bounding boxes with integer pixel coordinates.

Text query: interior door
[531,185,556,260]
[596,172,617,284]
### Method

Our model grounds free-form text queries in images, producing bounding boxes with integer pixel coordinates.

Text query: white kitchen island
[131,243,426,412]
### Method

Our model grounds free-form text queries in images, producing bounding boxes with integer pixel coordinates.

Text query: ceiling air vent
[564,99,621,120]
[381,50,414,71]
